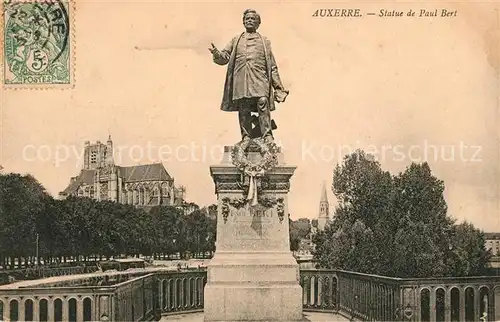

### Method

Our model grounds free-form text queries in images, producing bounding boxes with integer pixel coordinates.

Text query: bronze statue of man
[209,9,289,143]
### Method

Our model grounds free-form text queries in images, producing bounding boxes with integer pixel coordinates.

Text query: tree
[445,222,490,277]
[292,218,311,239]
[0,173,50,268]
[313,150,491,278]
[149,206,185,259]
[289,218,301,252]
[206,214,217,256]
[318,150,393,274]
[185,210,210,256]
[389,162,454,277]
[289,218,311,252]
[313,217,378,273]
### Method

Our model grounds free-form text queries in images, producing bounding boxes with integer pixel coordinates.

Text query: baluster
[317,275,322,308]
[301,276,306,307]
[310,275,316,307]
[167,279,172,312]
[322,276,329,310]
[173,278,178,311]
[196,277,201,308]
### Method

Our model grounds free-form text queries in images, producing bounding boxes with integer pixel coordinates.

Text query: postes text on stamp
[2,0,72,87]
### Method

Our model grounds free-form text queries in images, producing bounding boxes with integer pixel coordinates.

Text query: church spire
[318,180,330,230]
[320,180,328,203]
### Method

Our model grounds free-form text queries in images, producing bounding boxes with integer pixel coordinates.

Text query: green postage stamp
[2,0,73,87]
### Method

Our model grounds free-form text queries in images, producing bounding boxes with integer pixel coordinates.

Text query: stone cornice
[210,165,296,194]
[210,165,297,177]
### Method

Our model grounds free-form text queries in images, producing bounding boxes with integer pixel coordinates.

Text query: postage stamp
[2,0,73,88]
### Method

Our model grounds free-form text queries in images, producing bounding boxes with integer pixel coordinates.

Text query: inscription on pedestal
[229,205,273,239]
[250,207,271,217]
[232,206,273,220]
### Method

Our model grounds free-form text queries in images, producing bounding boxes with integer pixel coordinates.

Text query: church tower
[83,140,108,170]
[317,181,330,230]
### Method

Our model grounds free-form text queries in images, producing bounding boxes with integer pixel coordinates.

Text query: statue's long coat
[213,32,287,112]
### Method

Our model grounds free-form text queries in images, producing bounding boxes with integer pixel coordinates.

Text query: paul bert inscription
[312,8,457,18]
[379,9,457,17]
[232,206,272,218]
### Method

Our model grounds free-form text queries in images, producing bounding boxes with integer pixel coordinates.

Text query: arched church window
[128,190,133,205]
[144,187,150,205]
[139,187,144,205]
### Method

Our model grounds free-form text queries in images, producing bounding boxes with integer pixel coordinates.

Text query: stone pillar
[108,173,117,202]
[48,299,54,322]
[62,299,68,322]
[430,287,436,322]
[77,298,84,322]
[18,298,25,322]
[98,295,111,321]
[117,177,123,203]
[95,182,101,202]
[459,287,466,322]
[204,145,303,321]
[474,287,480,322]
[445,289,451,322]
[33,298,39,322]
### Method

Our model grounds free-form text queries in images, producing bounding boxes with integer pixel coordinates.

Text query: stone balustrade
[0,286,104,321]
[0,268,499,321]
[301,269,401,320]
[399,275,500,322]
[0,271,152,321]
[301,269,500,322]
[156,271,206,315]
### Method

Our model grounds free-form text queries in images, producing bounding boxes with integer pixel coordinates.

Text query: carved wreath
[230,138,280,177]
[221,197,246,223]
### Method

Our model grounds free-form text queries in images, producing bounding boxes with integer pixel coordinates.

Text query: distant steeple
[320,180,328,203]
[318,181,330,230]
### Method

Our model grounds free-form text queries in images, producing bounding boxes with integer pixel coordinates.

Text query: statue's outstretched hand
[208,43,220,58]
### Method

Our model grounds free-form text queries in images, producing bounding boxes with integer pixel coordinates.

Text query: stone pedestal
[204,145,303,321]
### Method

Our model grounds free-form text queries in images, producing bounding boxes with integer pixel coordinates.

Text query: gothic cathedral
[59,136,186,209]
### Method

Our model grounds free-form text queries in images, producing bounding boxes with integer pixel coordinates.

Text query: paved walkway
[161,312,350,321]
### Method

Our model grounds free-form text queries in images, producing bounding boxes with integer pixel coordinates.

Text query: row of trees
[0,171,313,270]
[0,173,216,269]
[313,150,491,278]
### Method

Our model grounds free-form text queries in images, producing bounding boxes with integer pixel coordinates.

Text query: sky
[1,1,499,231]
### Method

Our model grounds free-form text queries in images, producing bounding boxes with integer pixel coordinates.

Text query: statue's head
[242,9,261,31]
